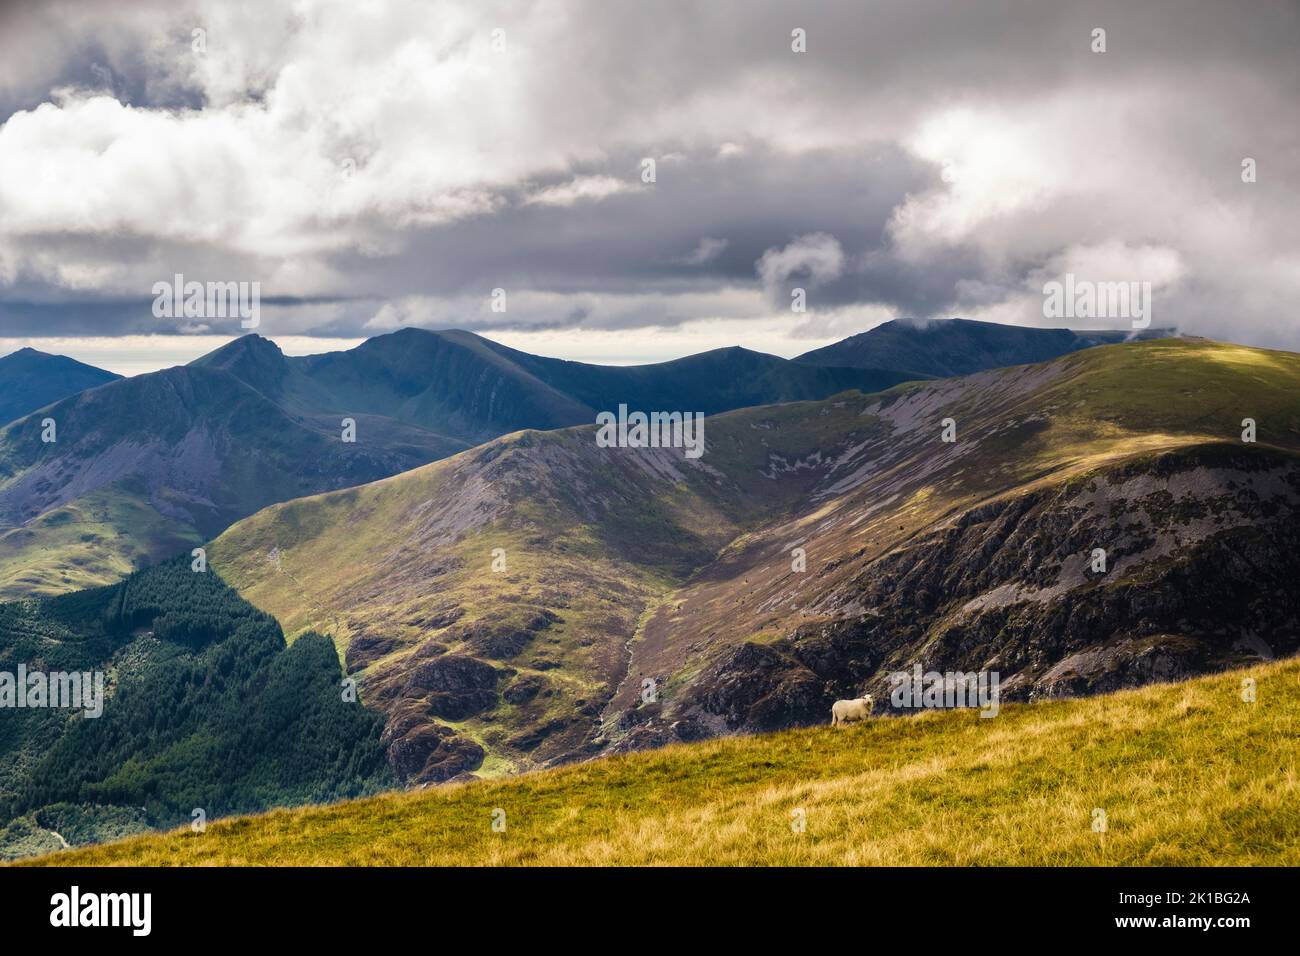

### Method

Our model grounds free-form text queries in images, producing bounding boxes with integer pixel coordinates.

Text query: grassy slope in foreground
[30,655,1299,866]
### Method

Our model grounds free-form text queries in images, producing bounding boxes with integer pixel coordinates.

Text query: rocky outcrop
[402,654,500,720]
[345,630,407,673]
[460,610,560,660]
[381,703,486,784]
[503,674,546,704]
[663,446,1300,734]
[697,643,825,730]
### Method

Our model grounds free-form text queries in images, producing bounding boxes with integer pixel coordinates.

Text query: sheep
[831,695,874,726]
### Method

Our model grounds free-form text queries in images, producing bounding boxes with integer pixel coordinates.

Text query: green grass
[0,484,200,600]
[204,421,753,773]
[26,655,1299,867]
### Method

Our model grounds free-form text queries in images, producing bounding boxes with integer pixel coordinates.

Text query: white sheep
[831,695,874,726]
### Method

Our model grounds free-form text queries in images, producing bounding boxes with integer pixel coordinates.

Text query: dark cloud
[0,0,1297,352]
[341,143,928,295]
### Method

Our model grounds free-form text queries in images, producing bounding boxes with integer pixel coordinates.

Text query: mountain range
[201,336,1299,785]
[5,318,1297,859]
[0,330,914,598]
[0,319,1155,600]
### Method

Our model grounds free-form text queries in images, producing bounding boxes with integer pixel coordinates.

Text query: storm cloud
[1,0,1297,362]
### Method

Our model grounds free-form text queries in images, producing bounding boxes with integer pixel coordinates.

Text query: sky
[0,0,1297,375]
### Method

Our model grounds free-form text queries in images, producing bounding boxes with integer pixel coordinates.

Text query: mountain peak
[1,346,62,366]
[190,333,288,397]
[359,327,486,350]
[0,347,121,425]
[192,333,283,365]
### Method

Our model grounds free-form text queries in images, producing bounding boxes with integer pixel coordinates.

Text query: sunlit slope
[206,415,832,781]
[614,339,1300,740]
[28,655,1300,866]
[0,482,201,597]
[209,338,1300,778]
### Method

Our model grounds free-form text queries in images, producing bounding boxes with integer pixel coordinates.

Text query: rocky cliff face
[635,445,1300,744]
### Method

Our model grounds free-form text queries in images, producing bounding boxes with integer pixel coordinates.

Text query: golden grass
[23,656,1299,867]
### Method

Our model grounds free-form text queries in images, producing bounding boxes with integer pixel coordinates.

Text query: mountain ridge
[202,337,1300,784]
[0,320,1193,603]
[0,327,916,599]
[0,348,121,427]
[796,317,1176,377]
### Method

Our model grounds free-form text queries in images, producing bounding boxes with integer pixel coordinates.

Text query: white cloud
[675,237,729,266]
[523,175,632,207]
[756,233,846,295]
[1038,241,1186,290]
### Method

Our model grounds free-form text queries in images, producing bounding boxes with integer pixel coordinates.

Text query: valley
[204,337,1300,786]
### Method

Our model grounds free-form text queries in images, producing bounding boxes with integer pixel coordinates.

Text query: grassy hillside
[0,481,201,597]
[27,655,1299,866]
[0,363,463,600]
[613,337,1300,734]
[207,424,760,782]
[204,337,1300,780]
